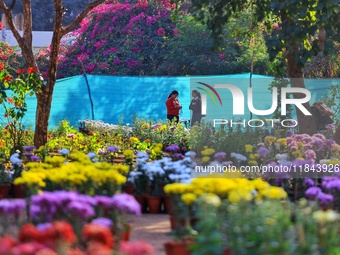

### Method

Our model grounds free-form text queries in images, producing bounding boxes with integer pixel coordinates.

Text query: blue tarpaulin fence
[0,73,336,129]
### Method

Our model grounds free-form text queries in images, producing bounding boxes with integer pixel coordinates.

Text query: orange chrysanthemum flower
[6,97,14,104]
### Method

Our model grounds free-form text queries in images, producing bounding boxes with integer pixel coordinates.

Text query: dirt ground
[127,213,173,255]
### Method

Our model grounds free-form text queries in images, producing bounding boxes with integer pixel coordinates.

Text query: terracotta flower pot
[163,195,172,214]
[134,194,148,213]
[223,247,231,255]
[0,183,11,199]
[147,196,162,214]
[12,183,26,198]
[122,183,135,195]
[164,240,192,255]
[169,215,200,231]
[121,228,131,241]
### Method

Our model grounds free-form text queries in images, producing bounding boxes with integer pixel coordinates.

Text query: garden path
[127,213,172,255]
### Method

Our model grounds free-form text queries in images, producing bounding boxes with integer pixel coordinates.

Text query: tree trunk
[286,51,317,135]
[33,0,63,148]
[335,125,340,145]
[280,10,317,135]
[34,86,53,148]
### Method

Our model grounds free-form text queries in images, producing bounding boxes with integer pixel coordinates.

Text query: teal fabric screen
[0,73,335,129]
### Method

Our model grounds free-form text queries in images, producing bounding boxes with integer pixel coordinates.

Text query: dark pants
[167,114,179,123]
[191,114,202,126]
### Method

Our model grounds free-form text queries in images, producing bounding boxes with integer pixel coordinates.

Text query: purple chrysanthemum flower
[94,195,114,209]
[321,177,339,188]
[305,187,321,199]
[30,192,59,221]
[76,194,97,206]
[317,192,334,205]
[30,155,41,162]
[166,144,180,152]
[107,146,119,153]
[304,178,315,187]
[91,217,113,228]
[325,179,340,191]
[36,222,52,232]
[0,199,26,216]
[50,190,79,207]
[66,201,95,219]
[286,130,293,137]
[24,146,36,152]
[173,153,184,159]
[214,152,227,162]
[112,193,141,216]
[257,147,270,158]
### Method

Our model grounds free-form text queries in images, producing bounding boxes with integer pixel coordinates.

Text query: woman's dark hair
[192,89,201,99]
[168,90,179,98]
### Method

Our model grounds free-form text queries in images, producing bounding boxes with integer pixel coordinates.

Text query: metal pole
[249,36,255,119]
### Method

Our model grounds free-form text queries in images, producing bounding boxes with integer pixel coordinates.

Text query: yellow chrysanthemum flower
[276,138,287,146]
[245,144,253,153]
[265,136,277,143]
[261,187,287,199]
[202,156,210,163]
[123,149,134,159]
[201,148,215,156]
[200,193,221,207]
[129,137,139,143]
[181,193,197,205]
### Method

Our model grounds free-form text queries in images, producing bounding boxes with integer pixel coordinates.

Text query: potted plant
[0,160,12,199]
[164,192,198,255]
[130,152,150,213]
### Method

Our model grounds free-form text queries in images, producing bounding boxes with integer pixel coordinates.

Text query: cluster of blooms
[79,119,132,137]
[30,191,140,222]
[13,151,127,194]
[305,177,340,208]
[0,189,148,254]
[0,191,141,223]
[129,150,192,189]
[56,0,178,77]
[164,176,287,203]
[0,221,154,255]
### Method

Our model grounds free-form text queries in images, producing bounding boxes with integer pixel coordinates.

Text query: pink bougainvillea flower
[157,27,166,36]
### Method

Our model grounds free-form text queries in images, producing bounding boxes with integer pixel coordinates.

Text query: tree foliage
[0,0,107,147]
[54,0,270,77]
[57,0,177,77]
[185,0,340,134]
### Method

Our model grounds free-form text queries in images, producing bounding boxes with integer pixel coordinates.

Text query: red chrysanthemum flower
[0,235,17,255]
[27,67,38,73]
[43,221,77,245]
[3,76,12,81]
[82,224,114,249]
[16,68,25,74]
[18,224,42,243]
